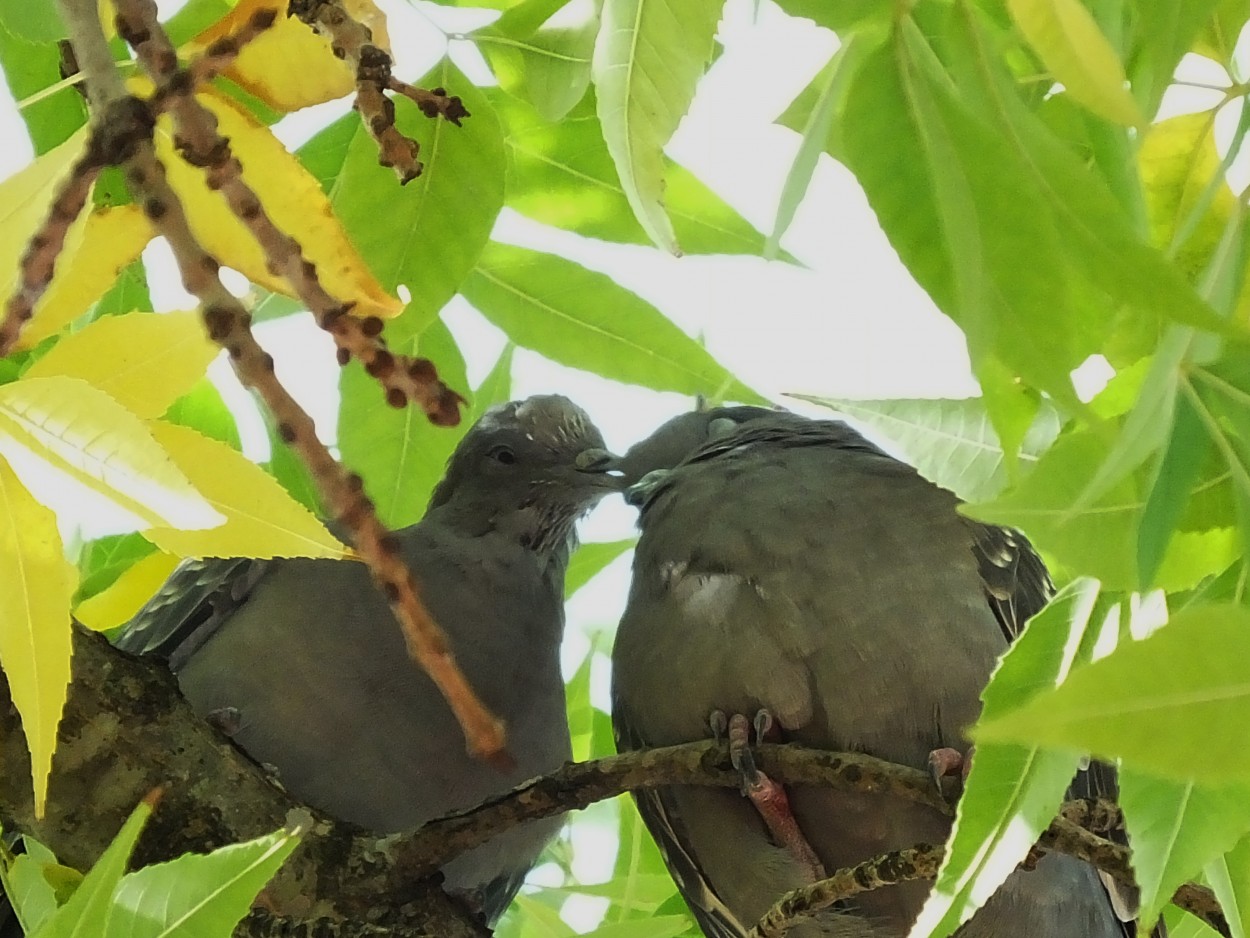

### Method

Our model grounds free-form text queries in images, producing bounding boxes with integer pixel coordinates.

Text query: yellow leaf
[22,205,153,348]
[0,129,86,305]
[1140,111,1236,282]
[1008,0,1144,127]
[148,85,402,319]
[0,128,154,350]
[144,421,349,559]
[0,458,76,817]
[0,376,225,534]
[24,311,219,419]
[75,549,179,632]
[185,0,391,112]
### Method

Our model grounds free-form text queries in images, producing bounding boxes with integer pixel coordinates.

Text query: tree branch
[0,627,489,936]
[377,741,951,886]
[748,832,1229,938]
[288,0,468,184]
[0,626,1228,936]
[42,0,505,764]
[749,844,944,938]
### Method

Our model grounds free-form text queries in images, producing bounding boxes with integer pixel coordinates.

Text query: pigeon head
[430,395,618,553]
[612,405,778,487]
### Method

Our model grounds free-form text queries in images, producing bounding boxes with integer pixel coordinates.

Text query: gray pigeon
[610,406,1149,938]
[114,395,615,924]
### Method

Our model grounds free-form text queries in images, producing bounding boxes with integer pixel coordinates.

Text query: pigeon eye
[490,445,517,465]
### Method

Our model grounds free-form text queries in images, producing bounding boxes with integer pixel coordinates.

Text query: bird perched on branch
[113,394,617,924]
[609,405,1147,937]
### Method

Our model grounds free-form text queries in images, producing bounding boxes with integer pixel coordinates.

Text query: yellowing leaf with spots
[143,421,349,559]
[0,458,76,817]
[1008,0,1144,127]
[152,87,402,319]
[75,549,179,632]
[0,376,225,534]
[23,205,153,348]
[0,128,154,350]
[185,0,391,112]
[25,311,218,419]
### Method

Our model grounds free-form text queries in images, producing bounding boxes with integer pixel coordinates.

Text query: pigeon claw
[206,706,243,736]
[727,712,761,792]
[742,770,828,884]
[928,745,974,801]
[709,709,729,741]
[720,709,826,884]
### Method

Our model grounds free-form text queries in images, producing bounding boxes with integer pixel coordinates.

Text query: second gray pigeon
[114,395,615,923]
[611,407,1149,938]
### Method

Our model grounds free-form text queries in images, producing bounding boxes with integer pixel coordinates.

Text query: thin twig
[749,844,943,938]
[0,153,103,355]
[289,0,421,182]
[386,76,469,125]
[51,0,505,762]
[115,0,463,423]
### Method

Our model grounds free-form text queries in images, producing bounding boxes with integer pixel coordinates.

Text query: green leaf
[302,58,504,331]
[107,825,302,936]
[565,648,597,763]
[337,318,470,528]
[841,29,1099,432]
[1072,328,1191,514]
[74,533,157,606]
[1118,770,1250,931]
[32,797,153,938]
[467,342,514,420]
[773,0,893,32]
[510,894,578,936]
[565,538,634,598]
[0,19,87,153]
[1006,0,1143,126]
[591,0,726,253]
[1172,560,1250,613]
[542,873,688,906]
[975,357,1045,477]
[263,423,322,516]
[611,791,688,924]
[462,242,764,402]
[968,428,1235,591]
[494,88,773,255]
[163,379,242,451]
[1128,0,1224,119]
[296,112,358,193]
[0,0,65,45]
[479,0,599,122]
[974,603,1250,782]
[1188,357,1250,558]
[947,11,1233,343]
[766,37,861,258]
[1212,833,1250,938]
[249,289,304,325]
[583,917,693,937]
[89,259,152,323]
[792,394,1061,502]
[0,847,64,933]
[1195,0,1250,65]
[1139,389,1212,587]
[911,580,1099,938]
[1163,905,1226,937]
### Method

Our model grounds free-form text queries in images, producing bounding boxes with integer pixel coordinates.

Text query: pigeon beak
[575,447,617,471]
[574,447,628,490]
